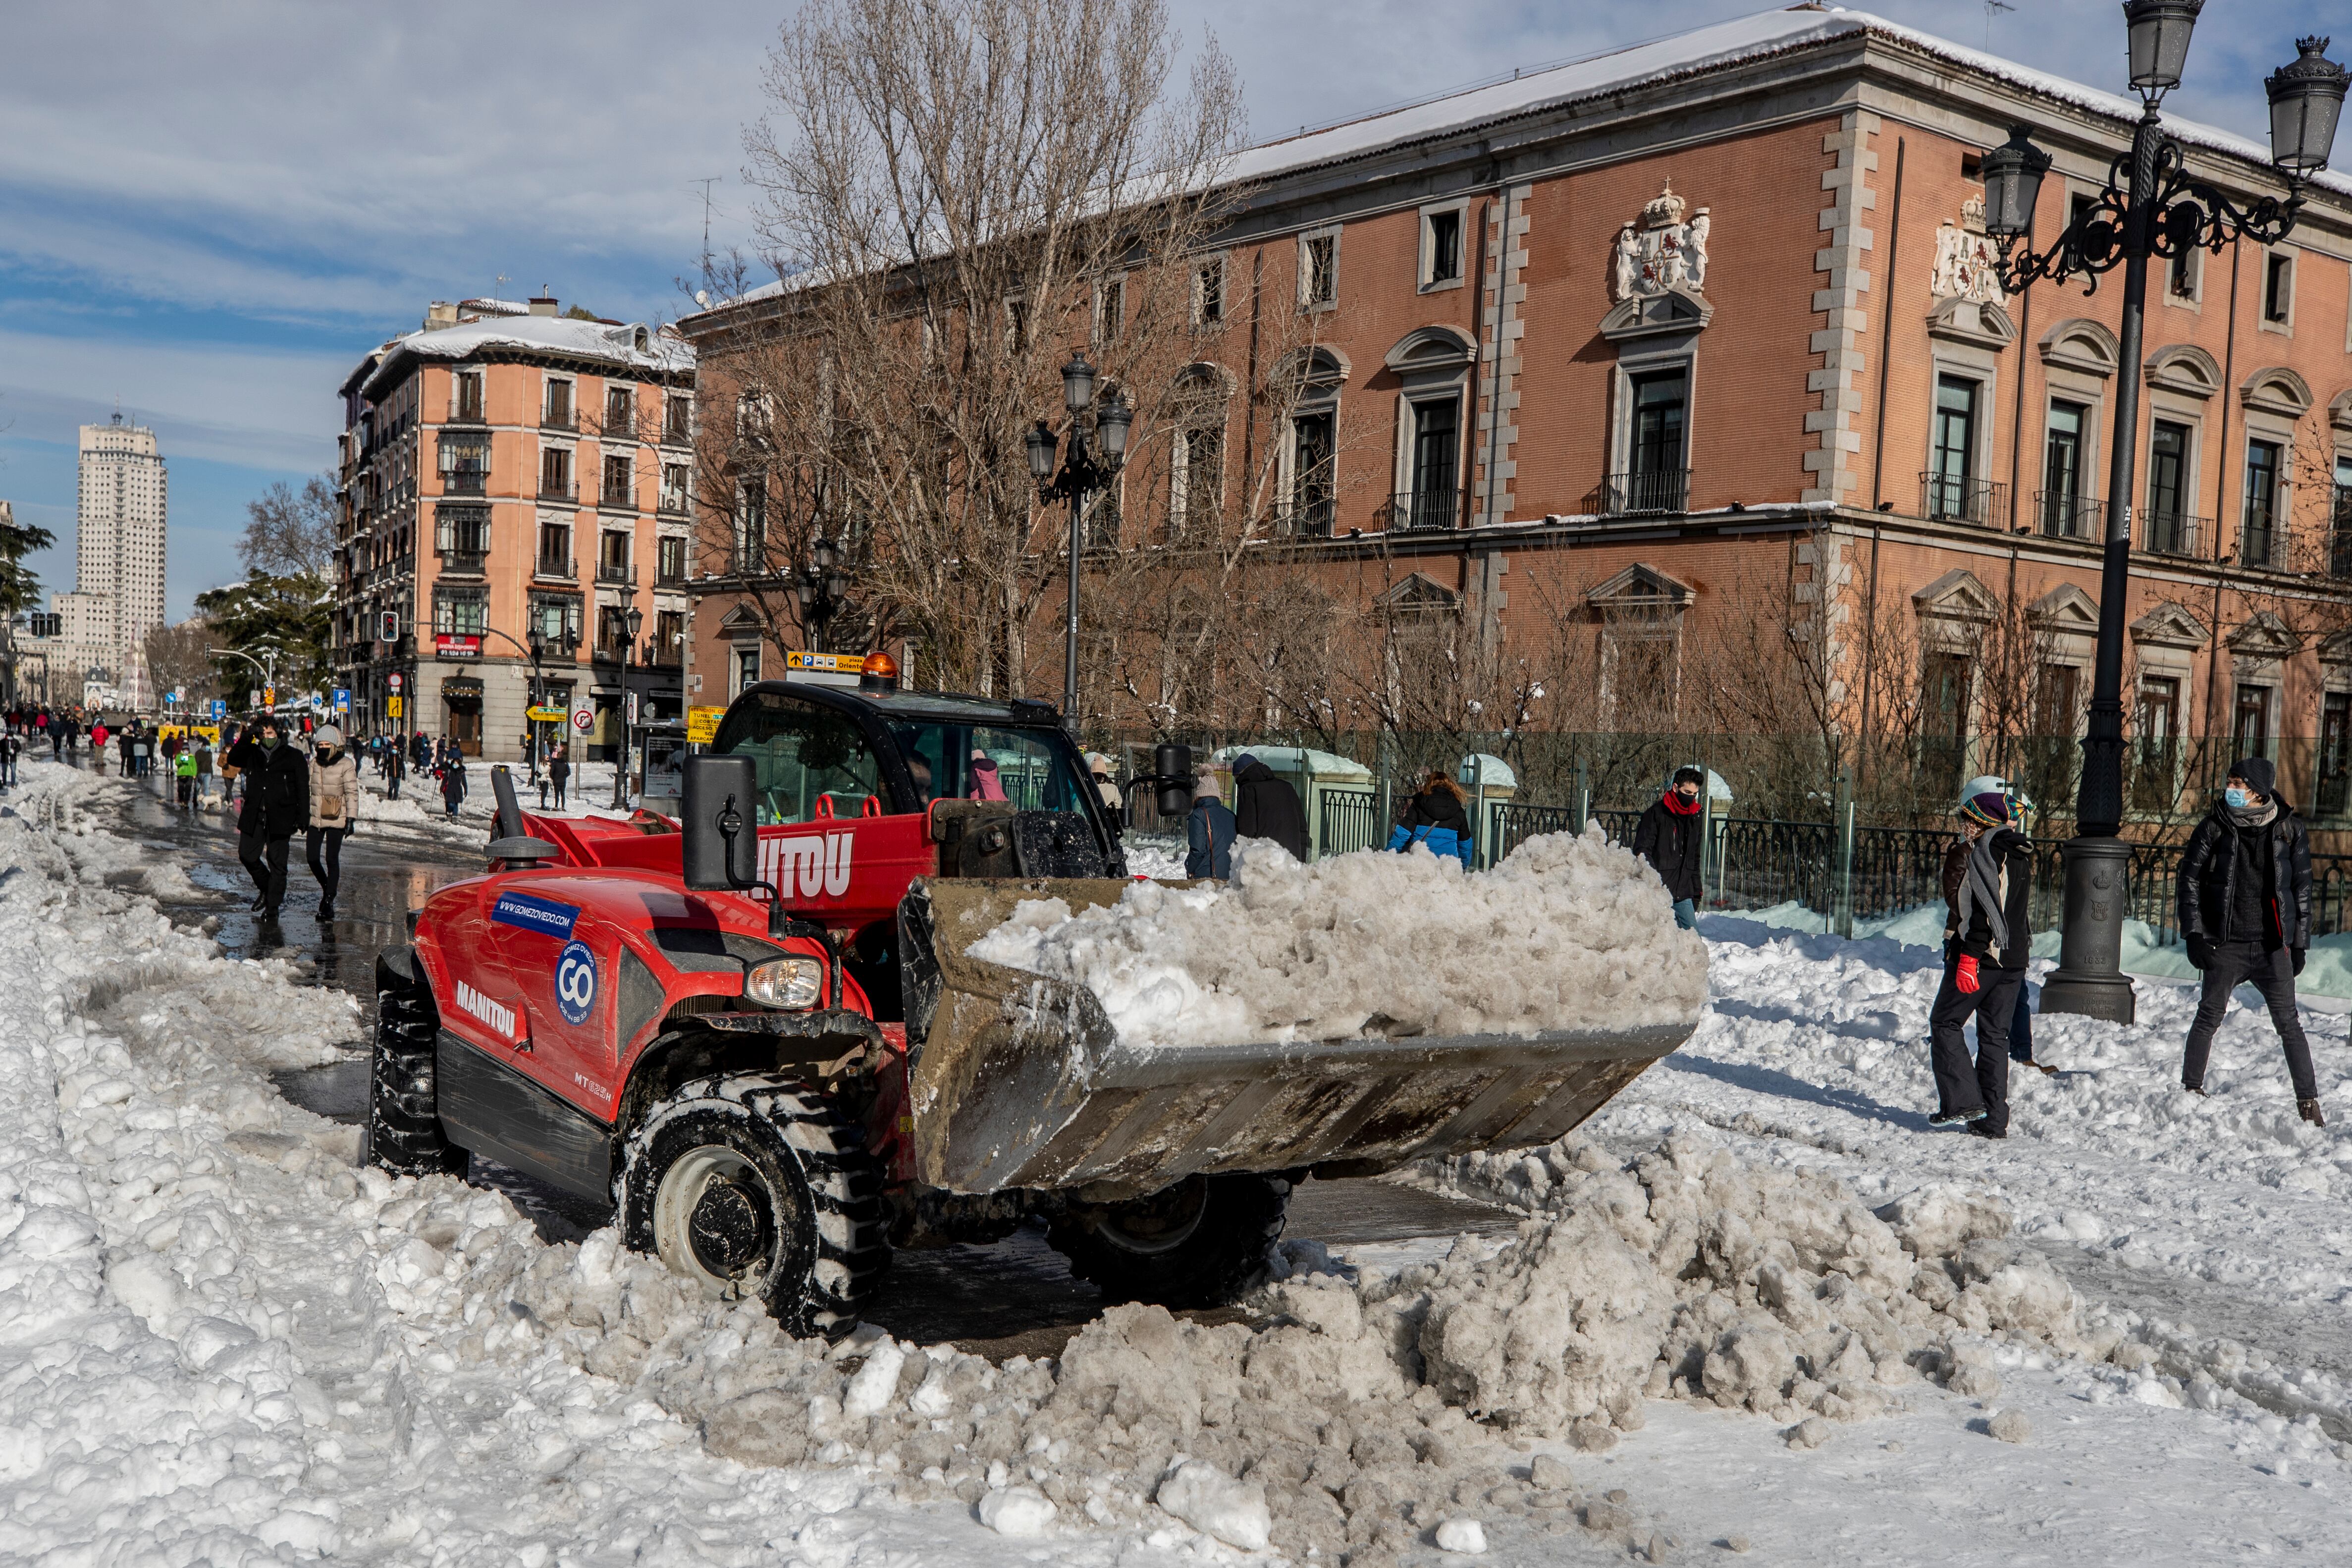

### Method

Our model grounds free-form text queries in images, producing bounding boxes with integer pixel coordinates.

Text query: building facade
[59,413,167,711]
[334,298,696,760]
[679,10,2352,821]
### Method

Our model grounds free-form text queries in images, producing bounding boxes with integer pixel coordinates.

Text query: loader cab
[707,682,1111,838]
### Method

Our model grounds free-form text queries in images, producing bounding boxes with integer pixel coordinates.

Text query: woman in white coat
[306,724,360,919]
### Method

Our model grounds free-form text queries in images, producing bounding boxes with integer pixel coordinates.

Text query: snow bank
[969,828,1709,1048]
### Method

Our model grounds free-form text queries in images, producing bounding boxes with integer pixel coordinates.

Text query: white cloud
[0,329,341,473]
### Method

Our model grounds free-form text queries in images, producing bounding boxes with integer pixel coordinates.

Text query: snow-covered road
[2,768,2348,1564]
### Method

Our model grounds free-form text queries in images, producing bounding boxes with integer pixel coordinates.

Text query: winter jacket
[309,749,358,829]
[548,755,570,786]
[1389,785,1474,867]
[1231,759,1309,861]
[440,761,469,806]
[1185,797,1236,879]
[2178,800,2311,950]
[1948,826,2034,971]
[226,737,312,837]
[1632,794,1705,903]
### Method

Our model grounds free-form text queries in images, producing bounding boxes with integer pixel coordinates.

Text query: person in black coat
[1928,777,2033,1137]
[548,747,571,810]
[2177,755,2321,1125]
[1388,770,1475,867]
[1634,766,1708,926]
[223,714,312,919]
[1230,754,1308,861]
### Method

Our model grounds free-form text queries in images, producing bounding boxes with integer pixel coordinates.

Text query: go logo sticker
[555,940,598,1025]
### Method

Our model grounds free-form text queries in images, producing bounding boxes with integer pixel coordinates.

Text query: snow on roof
[1232,6,2350,201]
[351,314,693,401]
[458,297,533,317]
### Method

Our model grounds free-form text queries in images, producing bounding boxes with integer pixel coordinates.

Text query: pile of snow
[968,828,1709,1048]
[1120,832,1190,881]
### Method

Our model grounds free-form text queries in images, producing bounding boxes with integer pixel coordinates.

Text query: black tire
[1047,1172,1290,1309]
[365,947,467,1178]
[618,1072,888,1338]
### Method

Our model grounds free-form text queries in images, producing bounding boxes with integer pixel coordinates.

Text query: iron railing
[1599,468,1690,516]
[599,487,638,512]
[2237,519,2291,571]
[441,471,488,496]
[2143,509,2205,558]
[437,550,487,578]
[1921,472,2007,526]
[1274,496,1336,540]
[538,479,577,503]
[1385,487,1461,532]
[596,562,636,586]
[2034,490,2101,540]
[534,553,574,582]
[1318,789,1386,856]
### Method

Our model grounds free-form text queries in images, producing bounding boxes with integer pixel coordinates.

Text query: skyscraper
[63,412,167,709]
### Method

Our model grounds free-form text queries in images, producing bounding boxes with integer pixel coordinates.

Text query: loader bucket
[897,877,1695,1200]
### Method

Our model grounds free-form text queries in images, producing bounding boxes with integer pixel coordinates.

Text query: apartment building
[334,297,695,758]
[58,413,167,710]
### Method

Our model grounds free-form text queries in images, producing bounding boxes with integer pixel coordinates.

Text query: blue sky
[0,0,2316,620]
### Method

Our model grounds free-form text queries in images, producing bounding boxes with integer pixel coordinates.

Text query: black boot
[249,891,267,912]
[317,897,334,919]
[2299,1098,2326,1128]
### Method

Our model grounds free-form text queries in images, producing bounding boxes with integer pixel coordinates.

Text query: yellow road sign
[526,705,568,722]
[387,696,403,718]
[686,704,726,745]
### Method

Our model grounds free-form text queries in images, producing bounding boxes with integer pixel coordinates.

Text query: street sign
[570,703,595,735]
[686,704,725,745]
[165,690,181,704]
[627,691,640,725]
[210,699,226,720]
[387,696,403,718]
[388,673,404,692]
[526,705,568,723]
[263,686,276,707]
[331,687,351,710]
[786,650,857,674]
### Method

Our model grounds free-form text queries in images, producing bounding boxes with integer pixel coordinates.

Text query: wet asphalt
[95,758,1514,1355]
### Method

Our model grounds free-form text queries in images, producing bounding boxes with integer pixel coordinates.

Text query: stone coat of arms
[1931,195,2006,306]
[1611,181,1711,301]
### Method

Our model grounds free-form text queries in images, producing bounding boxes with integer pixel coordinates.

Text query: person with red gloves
[1928,776,2033,1137]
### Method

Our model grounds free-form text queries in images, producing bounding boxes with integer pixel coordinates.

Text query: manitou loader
[366,656,1694,1335]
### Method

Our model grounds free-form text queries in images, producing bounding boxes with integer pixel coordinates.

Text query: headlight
[744,956,824,1010]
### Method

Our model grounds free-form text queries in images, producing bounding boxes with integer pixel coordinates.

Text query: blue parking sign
[211,699,226,719]
[332,687,351,710]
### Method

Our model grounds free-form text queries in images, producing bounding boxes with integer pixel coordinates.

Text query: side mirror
[682,754,759,892]
[1154,742,1193,819]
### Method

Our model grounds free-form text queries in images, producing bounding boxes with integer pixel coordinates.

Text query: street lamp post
[791,537,849,652]
[612,605,645,811]
[1026,351,1132,735]
[1979,7,2345,1022]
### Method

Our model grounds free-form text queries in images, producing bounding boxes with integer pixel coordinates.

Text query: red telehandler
[367,659,1693,1335]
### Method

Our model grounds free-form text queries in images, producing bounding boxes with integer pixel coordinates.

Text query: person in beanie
[222,714,311,919]
[1928,775,2033,1136]
[2177,755,2321,1125]
[1184,776,1236,879]
[1634,766,1708,929]
[440,752,469,819]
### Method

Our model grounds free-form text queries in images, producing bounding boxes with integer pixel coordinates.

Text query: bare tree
[709,0,1249,699]
[240,475,337,579]
[142,619,223,707]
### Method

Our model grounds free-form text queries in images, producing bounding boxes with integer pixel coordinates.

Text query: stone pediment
[2321,627,2352,665]
[1912,567,1998,623]
[2027,582,2099,633]
[2038,318,2119,378]
[2240,367,2312,419]
[1383,326,1477,375]
[1600,286,1712,343]
[1374,571,1460,613]
[1587,562,1695,611]
[1926,295,2016,350]
[2333,387,2352,434]
[2145,345,2221,399]
[2227,610,2299,660]
[717,602,764,634]
[2131,601,2209,648]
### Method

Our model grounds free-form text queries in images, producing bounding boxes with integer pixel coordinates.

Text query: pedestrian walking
[1388,768,1475,868]
[2177,755,2322,1125]
[0,729,19,788]
[195,739,216,809]
[1927,776,2033,1138]
[306,725,357,919]
[223,714,311,920]
[439,754,469,820]
[385,739,406,802]
[1086,753,1125,828]
[548,747,570,811]
[1184,775,1236,879]
[1230,753,1308,861]
[173,745,197,807]
[1633,766,1708,929]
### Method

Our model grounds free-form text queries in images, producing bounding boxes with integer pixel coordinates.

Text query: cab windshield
[888,720,1092,814]
[712,692,885,825]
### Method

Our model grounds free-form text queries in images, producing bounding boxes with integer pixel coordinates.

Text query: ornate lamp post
[1026,351,1132,734]
[611,604,645,810]
[1980,7,2345,1023]
[790,536,850,653]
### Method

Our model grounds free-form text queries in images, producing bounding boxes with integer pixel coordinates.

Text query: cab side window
[721,696,882,823]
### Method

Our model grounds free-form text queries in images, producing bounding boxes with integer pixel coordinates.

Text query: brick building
[335,298,695,759]
[679,9,2352,818]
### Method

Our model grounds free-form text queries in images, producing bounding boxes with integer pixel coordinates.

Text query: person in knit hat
[2176,755,2321,1125]
[1927,775,2033,1137]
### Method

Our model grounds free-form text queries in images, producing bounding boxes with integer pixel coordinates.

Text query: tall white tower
[68,413,168,709]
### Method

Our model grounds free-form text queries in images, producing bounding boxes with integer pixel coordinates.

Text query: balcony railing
[1920,472,2007,526]
[1384,487,1461,532]
[599,487,637,512]
[534,554,575,582]
[603,414,635,441]
[2142,510,2206,559]
[441,470,488,496]
[658,492,691,517]
[662,420,692,447]
[655,565,687,588]
[2334,488,2352,578]
[1274,496,1335,540]
[596,562,636,586]
[2034,490,2102,540]
[1599,468,1691,517]
[437,550,487,577]
[542,410,574,431]
[538,479,577,503]
[447,404,487,428]
[2237,521,2291,571]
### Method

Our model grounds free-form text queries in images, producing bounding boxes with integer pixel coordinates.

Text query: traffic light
[378,610,399,643]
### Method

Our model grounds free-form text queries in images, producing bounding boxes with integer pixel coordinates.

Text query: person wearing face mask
[1634,766,1708,929]
[1927,776,2033,1137]
[2176,756,2320,1125]
[222,714,312,920]
[306,725,358,919]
